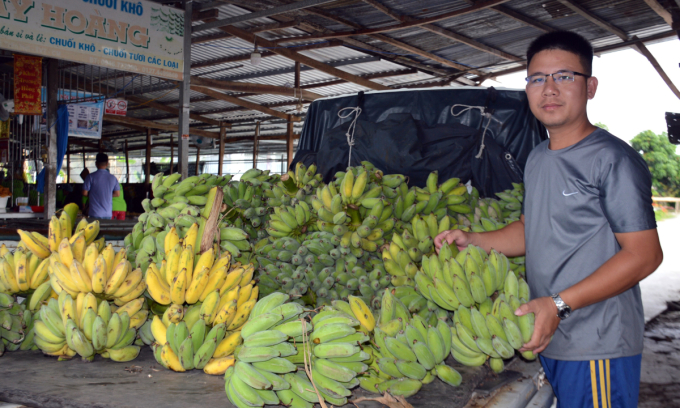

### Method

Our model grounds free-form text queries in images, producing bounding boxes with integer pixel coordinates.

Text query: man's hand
[434,230,473,253]
[515,296,560,354]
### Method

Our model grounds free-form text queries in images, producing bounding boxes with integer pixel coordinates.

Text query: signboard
[105,98,127,116]
[0,0,184,80]
[67,101,104,139]
[13,54,42,114]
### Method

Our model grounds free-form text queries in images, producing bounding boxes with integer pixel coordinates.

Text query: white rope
[338,106,362,168]
[450,104,493,159]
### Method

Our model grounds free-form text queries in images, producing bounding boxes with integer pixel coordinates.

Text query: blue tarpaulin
[37,104,69,193]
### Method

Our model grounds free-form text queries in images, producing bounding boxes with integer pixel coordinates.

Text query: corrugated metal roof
[70,0,674,156]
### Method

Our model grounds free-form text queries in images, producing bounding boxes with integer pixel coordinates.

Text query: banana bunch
[382,212,455,284]
[0,247,53,309]
[46,239,146,306]
[256,232,389,308]
[278,162,323,198]
[387,285,451,328]
[0,294,37,355]
[450,271,536,372]
[34,292,142,362]
[495,183,524,220]
[265,201,315,240]
[358,289,462,397]
[149,172,232,211]
[145,232,257,308]
[413,244,511,314]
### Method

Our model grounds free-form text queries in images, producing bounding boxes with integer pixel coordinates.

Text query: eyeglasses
[525,70,590,87]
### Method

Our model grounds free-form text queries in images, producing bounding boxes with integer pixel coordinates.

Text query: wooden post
[170,135,174,175]
[145,128,151,188]
[218,124,226,176]
[294,61,301,91]
[66,152,70,183]
[196,148,200,176]
[253,121,260,169]
[125,140,130,182]
[44,58,58,218]
[286,114,294,168]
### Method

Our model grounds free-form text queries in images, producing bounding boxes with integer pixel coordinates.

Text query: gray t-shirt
[83,169,120,219]
[523,128,656,361]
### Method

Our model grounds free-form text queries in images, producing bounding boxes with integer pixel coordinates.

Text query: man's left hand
[515,296,560,354]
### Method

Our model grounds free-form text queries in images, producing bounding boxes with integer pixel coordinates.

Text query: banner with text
[0,0,184,80]
[14,54,42,114]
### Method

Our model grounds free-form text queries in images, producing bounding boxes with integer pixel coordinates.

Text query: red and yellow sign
[13,54,42,115]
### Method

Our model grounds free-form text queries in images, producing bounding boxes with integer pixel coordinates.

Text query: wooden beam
[218,125,225,176]
[556,0,628,40]
[190,85,300,121]
[191,40,343,68]
[192,8,219,21]
[286,114,294,167]
[102,114,220,139]
[145,128,151,186]
[631,37,680,99]
[642,0,674,26]
[191,76,323,100]
[209,22,390,91]
[362,0,521,62]
[277,0,512,40]
[491,5,556,33]
[127,95,222,126]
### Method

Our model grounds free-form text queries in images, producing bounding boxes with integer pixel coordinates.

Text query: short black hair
[95,153,109,164]
[526,31,593,75]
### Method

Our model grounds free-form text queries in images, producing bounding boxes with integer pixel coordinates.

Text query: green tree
[594,122,609,131]
[630,130,680,197]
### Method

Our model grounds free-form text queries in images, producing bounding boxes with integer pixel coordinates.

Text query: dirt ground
[639,301,680,408]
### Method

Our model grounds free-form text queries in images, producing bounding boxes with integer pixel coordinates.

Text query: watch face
[558,307,571,319]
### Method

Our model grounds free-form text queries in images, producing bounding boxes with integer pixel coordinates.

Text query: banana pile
[225,293,376,408]
[256,232,390,308]
[34,292,142,362]
[0,294,37,355]
[451,272,536,373]
[0,245,53,310]
[358,289,462,397]
[147,263,258,375]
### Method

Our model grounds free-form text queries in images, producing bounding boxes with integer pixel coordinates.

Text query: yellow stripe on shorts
[590,360,599,408]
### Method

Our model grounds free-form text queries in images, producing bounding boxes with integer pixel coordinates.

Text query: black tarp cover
[293,87,548,198]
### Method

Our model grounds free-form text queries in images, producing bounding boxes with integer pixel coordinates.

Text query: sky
[482,39,680,144]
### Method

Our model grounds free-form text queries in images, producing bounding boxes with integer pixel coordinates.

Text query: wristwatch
[551,294,572,320]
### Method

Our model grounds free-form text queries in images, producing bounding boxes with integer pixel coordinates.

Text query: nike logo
[562,190,579,196]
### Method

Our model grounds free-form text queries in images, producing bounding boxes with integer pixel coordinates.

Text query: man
[435,31,663,407]
[82,153,120,220]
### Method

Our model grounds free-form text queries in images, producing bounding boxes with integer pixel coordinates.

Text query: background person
[435,31,663,408]
[82,153,119,220]
[111,180,126,220]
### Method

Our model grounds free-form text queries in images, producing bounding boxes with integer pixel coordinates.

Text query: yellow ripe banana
[112,247,126,273]
[70,260,92,293]
[68,230,83,245]
[203,356,235,375]
[341,169,355,203]
[220,269,243,296]
[0,244,7,257]
[83,221,100,245]
[75,293,85,326]
[82,244,99,279]
[105,260,130,295]
[213,300,237,326]
[214,331,242,358]
[15,251,30,291]
[151,315,168,344]
[165,243,182,286]
[194,248,215,276]
[145,266,171,305]
[199,266,228,302]
[183,223,198,251]
[177,247,194,284]
[113,268,143,298]
[17,230,51,259]
[30,258,51,289]
[217,286,239,314]
[349,295,376,332]
[70,234,86,263]
[116,298,145,320]
[0,259,19,292]
[165,227,180,254]
[351,170,368,201]
[49,260,79,294]
[129,310,149,330]
[82,293,98,318]
[227,298,256,331]
[185,266,210,305]
[59,211,72,240]
[236,283,252,308]
[161,343,185,372]
[211,251,232,273]
[48,216,63,252]
[91,255,107,294]
[170,267,188,305]
[101,244,116,281]
[248,286,259,303]
[116,280,147,304]
[238,265,255,287]
[158,260,168,284]
[58,238,74,268]
[31,231,51,249]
